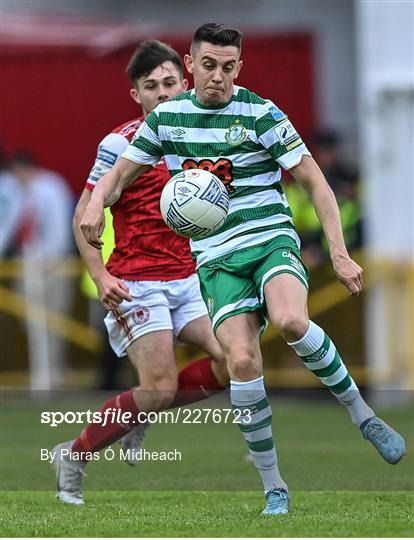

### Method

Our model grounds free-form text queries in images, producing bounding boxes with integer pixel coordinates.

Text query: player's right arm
[80,157,151,249]
[75,129,146,306]
[73,189,132,309]
[81,111,163,250]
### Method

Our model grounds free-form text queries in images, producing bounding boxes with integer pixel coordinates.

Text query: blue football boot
[262,489,290,515]
[360,416,406,464]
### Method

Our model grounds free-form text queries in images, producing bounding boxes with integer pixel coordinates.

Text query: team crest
[225,119,247,146]
[132,306,150,325]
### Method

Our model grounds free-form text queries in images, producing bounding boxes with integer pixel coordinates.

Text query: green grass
[1,491,413,537]
[1,393,413,536]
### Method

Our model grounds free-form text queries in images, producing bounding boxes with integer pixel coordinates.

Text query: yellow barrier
[0,257,82,279]
[0,256,412,387]
[0,255,411,352]
[0,284,101,353]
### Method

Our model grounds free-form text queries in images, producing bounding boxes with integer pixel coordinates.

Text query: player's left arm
[289,155,363,295]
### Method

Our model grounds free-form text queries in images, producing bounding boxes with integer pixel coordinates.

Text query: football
[160,169,229,240]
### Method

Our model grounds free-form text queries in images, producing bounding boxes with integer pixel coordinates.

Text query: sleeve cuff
[122,147,159,167]
[277,144,311,170]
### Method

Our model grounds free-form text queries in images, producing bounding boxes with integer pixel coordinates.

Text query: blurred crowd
[0,146,75,387]
[0,144,120,390]
[0,149,74,259]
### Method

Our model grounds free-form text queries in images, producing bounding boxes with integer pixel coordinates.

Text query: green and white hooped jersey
[122,85,311,267]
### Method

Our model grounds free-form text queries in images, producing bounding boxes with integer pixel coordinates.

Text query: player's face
[131,61,188,116]
[184,42,242,106]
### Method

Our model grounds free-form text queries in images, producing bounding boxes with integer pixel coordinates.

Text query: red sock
[72,390,139,459]
[172,357,225,407]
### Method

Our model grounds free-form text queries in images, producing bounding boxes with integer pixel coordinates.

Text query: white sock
[288,321,374,426]
[230,376,288,492]
[335,381,374,426]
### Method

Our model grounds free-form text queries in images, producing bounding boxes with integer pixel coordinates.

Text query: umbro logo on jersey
[172,127,186,139]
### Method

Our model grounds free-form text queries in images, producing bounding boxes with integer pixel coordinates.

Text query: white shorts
[104,273,208,357]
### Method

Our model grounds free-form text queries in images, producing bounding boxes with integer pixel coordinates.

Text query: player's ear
[234,60,243,80]
[182,78,189,91]
[130,87,141,105]
[184,54,194,75]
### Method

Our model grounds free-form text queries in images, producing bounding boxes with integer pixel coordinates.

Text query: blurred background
[1,0,413,396]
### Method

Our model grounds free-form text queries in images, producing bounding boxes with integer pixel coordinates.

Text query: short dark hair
[191,23,243,53]
[126,40,183,84]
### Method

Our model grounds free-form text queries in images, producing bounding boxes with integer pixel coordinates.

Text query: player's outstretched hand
[332,253,363,296]
[80,203,105,250]
[96,271,132,311]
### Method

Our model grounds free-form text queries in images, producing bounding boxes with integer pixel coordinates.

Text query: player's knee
[142,371,178,410]
[225,350,261,381]
[148,387,177,410]
[275,313,308,342]
[155,388,177,410]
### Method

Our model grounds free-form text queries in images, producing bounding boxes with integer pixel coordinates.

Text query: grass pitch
[1,490,413,537]
[1,393,413,537]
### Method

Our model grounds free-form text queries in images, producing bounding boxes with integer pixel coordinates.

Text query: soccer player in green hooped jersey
[81,23,406,515]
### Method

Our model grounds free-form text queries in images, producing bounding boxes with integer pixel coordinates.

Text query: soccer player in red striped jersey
[52,41,228,505]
